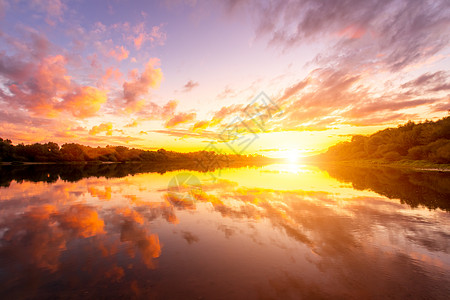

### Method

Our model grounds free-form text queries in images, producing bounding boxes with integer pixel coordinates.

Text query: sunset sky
[0,0,449,158]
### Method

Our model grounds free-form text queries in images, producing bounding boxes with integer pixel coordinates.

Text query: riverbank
[309,159,450,172]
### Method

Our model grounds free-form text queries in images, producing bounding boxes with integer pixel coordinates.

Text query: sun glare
[284,150,300,164]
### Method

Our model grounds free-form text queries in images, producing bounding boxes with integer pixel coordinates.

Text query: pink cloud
[0,45,107,119]
[228,0,449,73]
[0,0,8,19]
[122,58,163,111]
[100,67,123,86]
[131,23,166,50]
[337,25,366,39]
[128,100,178,124]
[161,100,178,118]
[31,0,65,25]
[1,54,70,117]
[108,46,129,61]
[134,33,145,49]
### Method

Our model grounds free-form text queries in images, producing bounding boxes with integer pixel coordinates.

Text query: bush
[383,151,402,162]
[408,146,427,160]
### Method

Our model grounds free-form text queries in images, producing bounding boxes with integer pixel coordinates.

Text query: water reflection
[316,163,450,211]
[0,163,449,299]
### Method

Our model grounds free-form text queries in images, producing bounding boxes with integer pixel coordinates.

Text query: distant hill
[316,116,450,164]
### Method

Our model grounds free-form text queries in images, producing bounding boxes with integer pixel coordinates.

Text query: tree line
[317,116,450,164]
[0,139,271,165]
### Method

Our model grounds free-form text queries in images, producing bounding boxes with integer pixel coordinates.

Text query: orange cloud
[57,205,105,238]
[165,112,196,128]
[120,220,161,268]
[61,86,107,118]
[88,186,112,200]
[185,103,243,132]
[89,122,113,136]
[108,45,129,61]
[192,120,209,131]
[0,204,105,272]
[116,207,145,224]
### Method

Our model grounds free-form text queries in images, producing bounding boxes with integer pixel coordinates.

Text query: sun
[284,149,300,164]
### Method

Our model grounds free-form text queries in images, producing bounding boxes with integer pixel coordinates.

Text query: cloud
[0,204,105,272]
[100,67,122,86]
[125,120,139,128]
[31,0,66,25]
[122,58,163,111]
[226,0,449,73]
[1,54,70,117]
[57,205,105,238]
[279,77,310,103]
[431,100,450,113]
[131,23,167,50]
[181,230,199,244]
[344,99,437,119]
[165,112,196,128]
[267,63,450,130]
[181,80,199,92]
[89,122,113,136]
[212,103,244,123]
[0,32,108,120]
[0,51,34,82]
[60,86,107,118]
[119,219,161,268]
[152,128,218,139]
[217,86,237,99]
[121,100,179,127]
[0,0,7,19]
[192,120,209,131]
[401,71,450,93]
[108,45,129,61]
[160,100,178,118]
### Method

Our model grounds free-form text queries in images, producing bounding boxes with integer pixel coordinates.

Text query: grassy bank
[311,159,450,172]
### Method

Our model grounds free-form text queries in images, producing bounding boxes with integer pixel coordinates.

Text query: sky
[0,0,449,158]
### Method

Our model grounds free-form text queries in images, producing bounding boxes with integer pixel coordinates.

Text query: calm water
[0,163,449,299]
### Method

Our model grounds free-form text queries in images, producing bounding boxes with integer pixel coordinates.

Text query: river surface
[0,163,449,299]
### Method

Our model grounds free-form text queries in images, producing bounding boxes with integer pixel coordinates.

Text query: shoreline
[3,159,450,172]
[309,159,450,172]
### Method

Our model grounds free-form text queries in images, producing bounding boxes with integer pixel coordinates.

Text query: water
[0,163,449,299]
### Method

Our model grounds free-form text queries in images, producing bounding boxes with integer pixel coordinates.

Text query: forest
[317,116,450,164]
[0,138,271,166]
